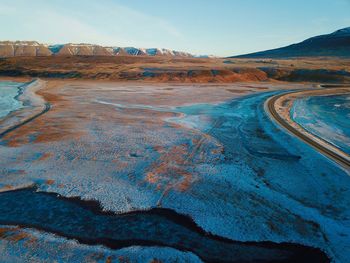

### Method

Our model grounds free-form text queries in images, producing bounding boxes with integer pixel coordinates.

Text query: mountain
[123,47,147,56]
[233,27,350,58]
[145,48,192,57]
[0,41,194,58]
[49,44,113,56]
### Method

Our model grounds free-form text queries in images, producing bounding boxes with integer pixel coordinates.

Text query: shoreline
[0,79,49,138]
[0,81,24,119]
[0,186,330,263]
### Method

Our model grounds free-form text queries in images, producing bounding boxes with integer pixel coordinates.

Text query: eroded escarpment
[0,187,330,263]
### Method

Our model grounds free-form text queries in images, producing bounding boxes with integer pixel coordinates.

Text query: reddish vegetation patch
[113,160,129,171]
[35,152,53,162]
[0,185,13,191]
[0,227,39,249]
[85,252,106,262]
[240,85,269,90]
[146,172,158,184]
[46,179,55,185]
[0,228,12,239]
[37,90,65,103]
[3,116,83,146]
[0,227,29,242]
[9,232,28,242]
[226,89,249,93]
[146,144,194,192]
[153,145,165,153]
[3,82,85,147]
[118,256,131,263]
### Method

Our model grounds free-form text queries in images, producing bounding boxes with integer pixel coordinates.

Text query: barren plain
[0,71,349,262]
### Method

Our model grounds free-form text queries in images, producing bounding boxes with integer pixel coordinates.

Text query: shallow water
[291,94,350,154]
[0,81,23,119]
[0,188,329,263]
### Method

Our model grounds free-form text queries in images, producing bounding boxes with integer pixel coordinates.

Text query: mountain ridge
[0,41,195,58]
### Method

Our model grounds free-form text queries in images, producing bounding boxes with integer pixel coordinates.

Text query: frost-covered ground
[170,91,350,262]
[0,81,349,262]
[0,225,201,263]
[292,94,350,155]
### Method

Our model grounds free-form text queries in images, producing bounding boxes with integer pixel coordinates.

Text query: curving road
[265,90,350,171]
[0,102,51,139]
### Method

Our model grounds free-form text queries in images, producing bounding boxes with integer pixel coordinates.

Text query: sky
[1,0,350,57]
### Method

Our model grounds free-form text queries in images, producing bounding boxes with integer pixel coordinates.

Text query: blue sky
[1,0,350,56]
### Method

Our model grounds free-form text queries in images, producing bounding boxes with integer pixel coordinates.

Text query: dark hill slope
[233,27,350,58]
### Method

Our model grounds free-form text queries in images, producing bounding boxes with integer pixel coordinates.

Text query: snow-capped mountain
[48,43,113,56]
[122,47,147,56]
[144,48,192,57]
[0,41,195,58]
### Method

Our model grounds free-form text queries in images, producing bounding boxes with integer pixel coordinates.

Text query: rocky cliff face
[0,41,52,57]
[49,44,113,56]
[0,41,194,58]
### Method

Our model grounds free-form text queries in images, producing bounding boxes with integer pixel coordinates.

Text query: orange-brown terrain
[1,55,350,83]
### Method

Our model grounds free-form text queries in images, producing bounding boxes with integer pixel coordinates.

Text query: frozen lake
[0,81,23,119]
[291,94,350,155]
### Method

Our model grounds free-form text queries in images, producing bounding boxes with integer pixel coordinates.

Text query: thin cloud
[94,2,183,38]
[0,0,183,47]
